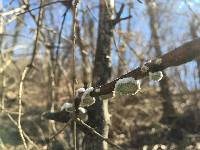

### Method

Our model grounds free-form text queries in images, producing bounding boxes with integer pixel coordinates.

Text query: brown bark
[146,0,176,122]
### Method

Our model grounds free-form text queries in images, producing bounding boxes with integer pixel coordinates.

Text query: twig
[17,1,67,16]
[56,8,69,61]
[0,57,6,112]
[18,67,29,149]
[72,0,80,148]
[112,3,132,26]
[7,113,40,150]
[49,118,73,141]
[76,118,124,150]
[17,0,43,149]
[0,108,24,115]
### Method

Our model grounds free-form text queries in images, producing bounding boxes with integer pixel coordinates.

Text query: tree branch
[42,38,200,123]
[112,3,132,26]
[90,38,200,96]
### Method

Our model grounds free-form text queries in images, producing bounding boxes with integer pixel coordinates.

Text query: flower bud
[81,87,95,107]
[114,77,141,95]
[76,88,85,97]
[149,71,163,81]
[78,107,88,121]
[60,102,74,112]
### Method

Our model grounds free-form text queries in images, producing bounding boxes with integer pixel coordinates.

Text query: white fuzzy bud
[81,87,95,107]
[155,58,162,65]
[114,77,141,95]
[76,88,85,97]
[60,102,74,112]
[149,71,163,81]
[78,107,88,121]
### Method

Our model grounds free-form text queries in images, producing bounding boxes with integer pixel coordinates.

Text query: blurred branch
[42,111,124,150]
[76,118,124,150]
[7,114,40,150]
[184,0,200,26]
[71,1,80,149]
[76,20,90,87]
[112,3,132,26]
[17,1,67,16]
[17,0,44,149]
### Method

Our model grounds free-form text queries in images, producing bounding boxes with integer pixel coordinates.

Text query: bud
[81,87,95,107]
[149,71,163,81]
[60,102,74,112]
[155,58,162,65]
[114,77,141,95]
[78,107,88,121]
[76,88,85,97]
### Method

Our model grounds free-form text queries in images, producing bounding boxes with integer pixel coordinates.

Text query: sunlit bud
[114,77,141,95]
[76,88,85,97]
[81,87,95,107]
[60,102,74,112]
[155,58,162,65]
[149,71,163,81]
[78,107,88,121]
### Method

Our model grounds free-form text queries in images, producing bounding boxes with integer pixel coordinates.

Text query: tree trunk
[146,0,176,123]
[83,0,114,150]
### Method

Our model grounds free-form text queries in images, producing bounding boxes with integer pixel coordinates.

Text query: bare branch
[90,38,200,96]
[112,3,132,26]
[76,118,124,150]
[42,38,200,123]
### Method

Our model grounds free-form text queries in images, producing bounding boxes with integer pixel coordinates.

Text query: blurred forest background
[0,0,200,149]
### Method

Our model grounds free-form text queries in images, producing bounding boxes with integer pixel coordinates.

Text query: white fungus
[81,87,95,107]
[149,71,163,81]
[114,77,141,95]
[60,102,74,112]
